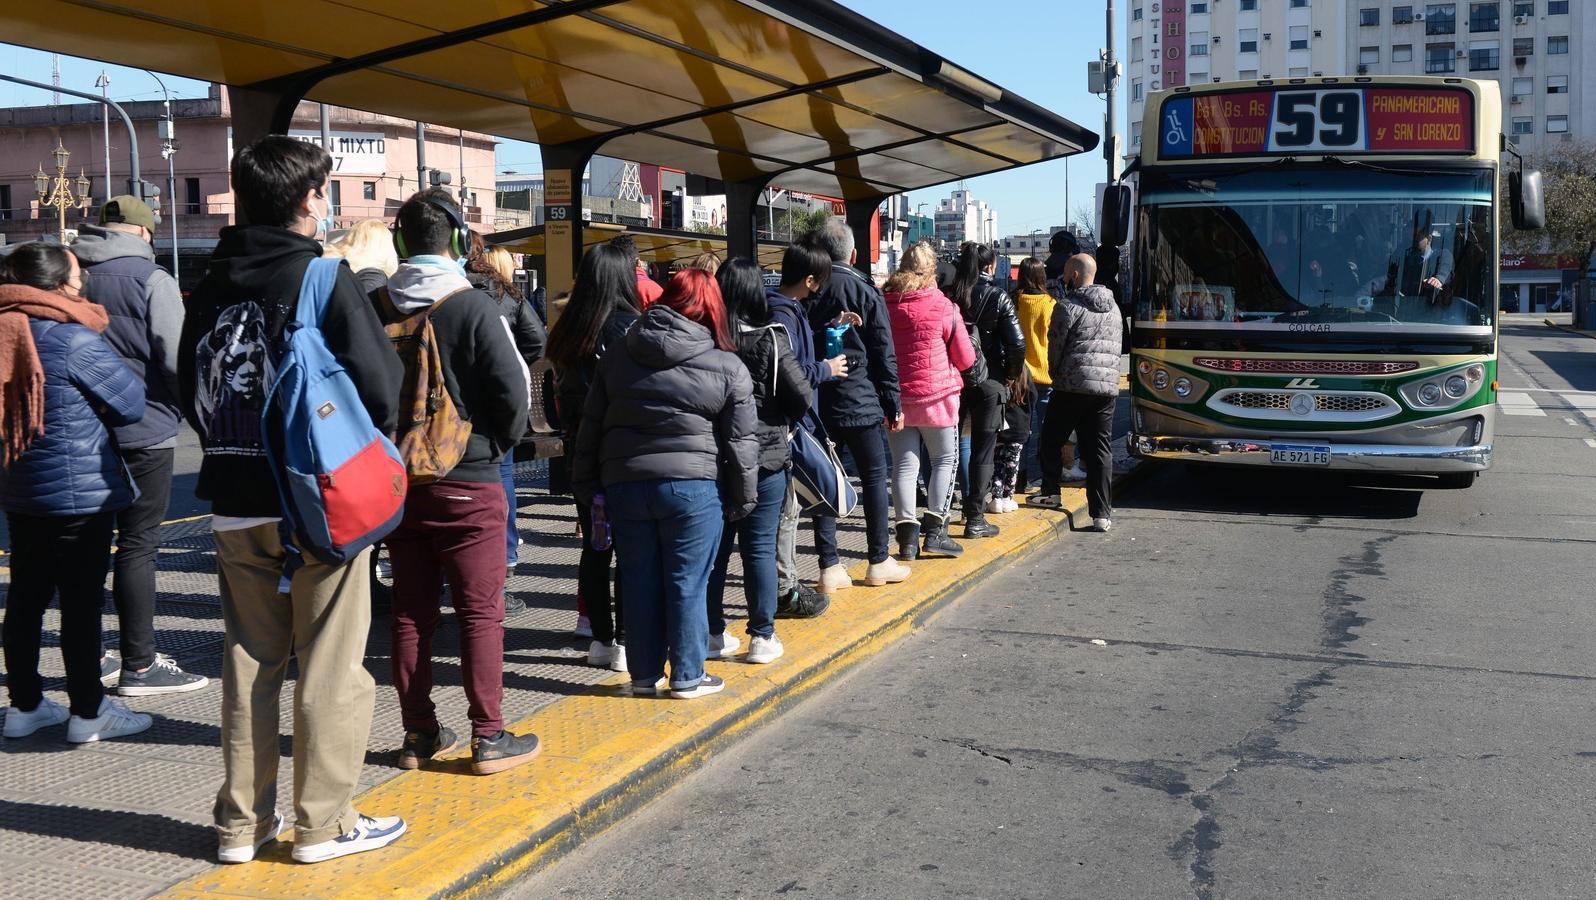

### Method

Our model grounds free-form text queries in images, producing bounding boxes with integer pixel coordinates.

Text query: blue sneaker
[291,814,406,864]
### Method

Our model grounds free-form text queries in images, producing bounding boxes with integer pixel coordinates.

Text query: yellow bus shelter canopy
[490,222,788,270]
[8,0,1097,200]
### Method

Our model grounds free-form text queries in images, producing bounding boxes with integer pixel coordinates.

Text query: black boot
[895,521,920,561]
[963,511,1000,539]
[920,513,964,558]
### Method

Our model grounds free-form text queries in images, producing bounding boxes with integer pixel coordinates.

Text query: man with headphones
[378,188,539,776]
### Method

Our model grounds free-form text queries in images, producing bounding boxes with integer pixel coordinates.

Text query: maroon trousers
[388,480,508,738]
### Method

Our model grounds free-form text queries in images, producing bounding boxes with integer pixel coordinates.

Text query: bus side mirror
[1510,169,1545,231]
[1101,183,1133,248]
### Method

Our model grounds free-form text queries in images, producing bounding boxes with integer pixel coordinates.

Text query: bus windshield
[1136,167,1495,330]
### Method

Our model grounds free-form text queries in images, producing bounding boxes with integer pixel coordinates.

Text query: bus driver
[1362,216,1454,301]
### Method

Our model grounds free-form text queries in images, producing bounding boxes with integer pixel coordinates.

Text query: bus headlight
[1138,359,1152,375]
[1465,364,1484,383]
[1417,383,1442,406]
[1152,369,1170,390]
[1444,375,1468,398]
[1173,377,1193,398]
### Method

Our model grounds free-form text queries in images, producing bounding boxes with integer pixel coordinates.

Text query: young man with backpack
[378,189,539,776]
[72,196,208,695]
[178,136,406,864]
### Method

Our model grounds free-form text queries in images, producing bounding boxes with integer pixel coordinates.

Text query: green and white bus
[1126,76,1542,487]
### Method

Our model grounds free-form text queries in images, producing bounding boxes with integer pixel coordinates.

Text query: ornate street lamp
[34,143,91,242]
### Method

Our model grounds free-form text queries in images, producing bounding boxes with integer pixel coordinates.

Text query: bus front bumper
[1129,434,1492,472]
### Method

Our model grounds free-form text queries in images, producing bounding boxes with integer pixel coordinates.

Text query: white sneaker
[985,497,1003,514]
[291,814,407,864]
[66,696,152,743]
[587,640,616,667]
[818,564,852,593]
[1063,465,1089,482]
[375,558,393,581]
[864,558,911,586]
[573,616,593,639]
[1092,517,1113,532]
[3,696,68,738]
[217,813,285,864]
[609,643,628,673]
[1006,498,1021,513]
[708,631,741,659]
[746,634,784,664]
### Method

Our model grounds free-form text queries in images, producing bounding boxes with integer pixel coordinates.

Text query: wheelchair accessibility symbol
[1160,98,1195,156]
[1165,109,1189,145]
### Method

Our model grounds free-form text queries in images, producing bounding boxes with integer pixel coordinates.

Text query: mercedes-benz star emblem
[1290,393,1315,416]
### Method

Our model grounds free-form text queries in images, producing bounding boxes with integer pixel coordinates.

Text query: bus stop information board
[1159,86,1474,158]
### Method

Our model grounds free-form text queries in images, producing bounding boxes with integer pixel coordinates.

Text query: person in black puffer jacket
[949,242,1025,538]
[573,269,757,700]
[546,244,639,669]
[707,259,812,666]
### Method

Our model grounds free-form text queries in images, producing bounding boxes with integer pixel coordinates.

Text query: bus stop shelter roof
[7,0,1097,200]
[490,222,788,269]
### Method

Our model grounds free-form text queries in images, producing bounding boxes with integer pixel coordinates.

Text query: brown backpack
[376,287,473,485]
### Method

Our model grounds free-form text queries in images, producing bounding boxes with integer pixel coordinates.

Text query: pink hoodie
[884,286,975,427]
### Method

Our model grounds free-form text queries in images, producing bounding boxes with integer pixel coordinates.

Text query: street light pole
[1104,0,1121,185]
[96,71,112,204]
[34,143,92,242]
[146,70,180,286]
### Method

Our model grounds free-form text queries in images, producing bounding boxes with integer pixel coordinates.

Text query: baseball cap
[99,195,157,231]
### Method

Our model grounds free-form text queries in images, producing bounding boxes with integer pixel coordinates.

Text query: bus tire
[1437,471,1478,489]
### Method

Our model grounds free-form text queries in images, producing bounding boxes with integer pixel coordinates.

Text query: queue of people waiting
[0,134,1121,866]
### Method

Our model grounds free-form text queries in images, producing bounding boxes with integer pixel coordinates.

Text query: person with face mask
[177,135,405,865]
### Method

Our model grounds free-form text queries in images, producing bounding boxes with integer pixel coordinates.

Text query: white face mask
[309,193,333,240]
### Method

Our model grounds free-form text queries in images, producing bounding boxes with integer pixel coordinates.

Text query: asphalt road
[515,318,1596,900]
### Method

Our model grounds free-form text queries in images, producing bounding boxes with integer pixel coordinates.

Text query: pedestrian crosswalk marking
[1585,439,1596,449]
[1497,392,1546,416]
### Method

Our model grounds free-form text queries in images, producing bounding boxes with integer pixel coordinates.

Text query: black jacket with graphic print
[178,226,402,518]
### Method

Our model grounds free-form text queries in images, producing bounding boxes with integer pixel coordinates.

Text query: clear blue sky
[1,0,1124,235]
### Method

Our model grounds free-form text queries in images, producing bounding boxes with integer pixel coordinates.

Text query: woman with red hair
[572,269,758,699]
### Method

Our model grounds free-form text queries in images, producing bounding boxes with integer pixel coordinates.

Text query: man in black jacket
[379,189,539,776]
[178,136,406,865]
[806,219,907,590]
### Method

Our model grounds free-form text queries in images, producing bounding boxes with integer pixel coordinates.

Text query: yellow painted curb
[163,481,1118,899]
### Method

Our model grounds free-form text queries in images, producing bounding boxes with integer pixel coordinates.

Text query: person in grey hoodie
[1031,253,1122,531]
[73,196,209,696]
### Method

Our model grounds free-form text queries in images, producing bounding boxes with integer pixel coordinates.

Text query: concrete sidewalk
[2,415,1136,899]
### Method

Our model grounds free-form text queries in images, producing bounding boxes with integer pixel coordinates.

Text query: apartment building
[1345,0,1593,153]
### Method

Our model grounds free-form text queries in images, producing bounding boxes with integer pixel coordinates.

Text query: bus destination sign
[1159,86,1474,158]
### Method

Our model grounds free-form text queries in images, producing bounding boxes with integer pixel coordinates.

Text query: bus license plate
[1271,444,1332,466]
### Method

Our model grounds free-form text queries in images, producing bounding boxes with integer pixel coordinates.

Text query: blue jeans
[608,478,724,690]
[1023,385,1053,486]
[813,422,893,566]
[500,455,517,567]
[708,469,786,640]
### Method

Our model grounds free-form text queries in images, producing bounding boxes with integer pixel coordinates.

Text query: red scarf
[0,284,110,466]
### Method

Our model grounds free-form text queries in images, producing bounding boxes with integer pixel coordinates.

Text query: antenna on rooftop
[51,54,60,106]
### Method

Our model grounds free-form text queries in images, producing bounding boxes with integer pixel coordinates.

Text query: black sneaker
[471,730,542,775]
[776,584,831,619]
[397,725,460,770]
[117,654,210,696]
[504,594,527,615]
[669,674,725,700]
[962,514,1000,539]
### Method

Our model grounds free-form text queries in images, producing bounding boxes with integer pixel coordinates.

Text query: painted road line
[1498,387,1596,395]
[1496,392,1545,416]
[165,470,1143,900]
[1585,439,1596,449]
[1566,418,1580,427]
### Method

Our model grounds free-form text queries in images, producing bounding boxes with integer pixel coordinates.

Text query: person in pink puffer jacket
[883,240,975,560]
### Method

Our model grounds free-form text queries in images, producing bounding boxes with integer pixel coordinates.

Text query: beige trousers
[211,523,375,847]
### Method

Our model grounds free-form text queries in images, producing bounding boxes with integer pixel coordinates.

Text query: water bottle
[590,494,613,552]
[825,323,849,358]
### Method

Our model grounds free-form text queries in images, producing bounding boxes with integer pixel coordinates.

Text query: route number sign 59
[1271,91,1364,151]
[1158,85,1474,158]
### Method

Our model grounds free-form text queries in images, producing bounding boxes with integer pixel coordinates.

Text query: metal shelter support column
[725,177,771,263]
[845,196,884,277]
[540,143,595,303]
[225,84,305,224]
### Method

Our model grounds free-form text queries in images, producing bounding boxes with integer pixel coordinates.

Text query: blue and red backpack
[262,257,407,564]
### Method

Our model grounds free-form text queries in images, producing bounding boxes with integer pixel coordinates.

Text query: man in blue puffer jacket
[0,241,152,745]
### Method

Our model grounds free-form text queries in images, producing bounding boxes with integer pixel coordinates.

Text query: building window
[1512,0,1533,13]
[1133,79,1144,101]
[1469,43,1500,70]
[1513,37,1533,55]
[1426,43,1457,72]
[1240,28,1259,53]
[1290,25,1309,49]
[1547,115,1568,133]
[329,180,342,217]
[1426,4,1457,34]
[1289,67,1311,76]
[0,185,11,220]
[1239,69,1259,79]
[1547,75,1568,93]
[1547,35,1568,54]
[1240,0,1258,10]
[1547,0,1568,13]
[1393,44,1415,61]
[1360,46,1381,64]
[1469,2,1499,31]
[1190,42,1209,56]
[1394,5,1416,23]
[1133,6,1143,20]
[362,181,376,201]
[184,177,201,215]
[1191,2,1208,12]
[1132,37,1143,60]
[1511,117,1533,135]
[1512,76,1533,95]
[1290,0,1309,7]
[1360,8,1380,25]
